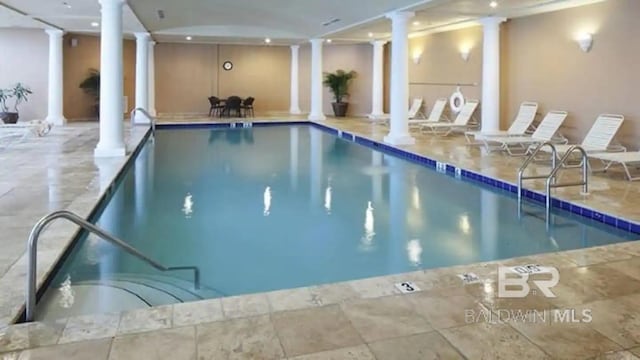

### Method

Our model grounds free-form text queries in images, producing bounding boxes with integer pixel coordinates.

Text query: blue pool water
[38,125,635,318]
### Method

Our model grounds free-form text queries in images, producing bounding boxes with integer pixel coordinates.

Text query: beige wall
[406,27,483,119]
[0,29,48,121]
[299,43,373,117]
[502,0,640,147]
[155,43,290,114]
[63,34,136,120]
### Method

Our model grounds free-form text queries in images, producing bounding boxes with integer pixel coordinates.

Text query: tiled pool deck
[1,116,640,359]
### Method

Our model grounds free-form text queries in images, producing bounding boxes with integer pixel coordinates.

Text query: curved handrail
[545,145,589,223]
[517,141,557,205]
[130,107,156,141]
[26,210,200,321]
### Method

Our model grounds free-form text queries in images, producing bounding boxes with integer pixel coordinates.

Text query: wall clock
[223,61,233,71]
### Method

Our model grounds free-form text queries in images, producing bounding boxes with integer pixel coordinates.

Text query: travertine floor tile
[441,322,550,359]
[172,298,223,327]
[109,326,195,360]
[16,338,111,360]
[271,305,362,357]
[59,313,120,344]
[405,291,487,329]
[579,294,640,348]
[368,331,463,360]
[287,345,375,360]
[0,320,66,353]
[196,314,283,360]
[221,293,270,319]
[340,295,432,342]
[117,305,172,335]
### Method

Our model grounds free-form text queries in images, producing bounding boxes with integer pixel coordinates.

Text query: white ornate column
[384,12,415,145]
[308,39,326,121]
[480,17,506,133]
[368,40,387,119]
[45,29,66,125]
[289,45,302,115]
[148,41,157,116]
[95,0,126,157]
[134,32,150,124]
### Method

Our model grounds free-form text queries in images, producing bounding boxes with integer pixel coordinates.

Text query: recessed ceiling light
[265,38,271,44]
[185,36,192,41]
[90,21,99,27]
[326,39,332,43]
[63,1,71,8]
[489,1,498,8]
[368,32,373,38]
[413,21,420,26]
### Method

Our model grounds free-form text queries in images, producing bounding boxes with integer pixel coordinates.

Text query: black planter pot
[331,102,349,117]
[0,112,19,124]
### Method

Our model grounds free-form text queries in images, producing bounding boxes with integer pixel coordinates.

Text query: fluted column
[289,45,302,114]
[480,17,506,133]
[308,39,326,121]
[368,40,387,119]
[383,12,415,145]
[134,32,150,124]
[45,29,66,125]
[94,0,126,157]
[148,41,157,116]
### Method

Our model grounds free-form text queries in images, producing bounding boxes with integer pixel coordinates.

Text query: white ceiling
[0,0,606,44]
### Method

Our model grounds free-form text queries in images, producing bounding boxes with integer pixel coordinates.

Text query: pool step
[36,273,224,321]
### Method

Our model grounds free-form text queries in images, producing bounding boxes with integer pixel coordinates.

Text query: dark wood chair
[222,96,243,117]
[241,97,255,117]
[208,96,224,117]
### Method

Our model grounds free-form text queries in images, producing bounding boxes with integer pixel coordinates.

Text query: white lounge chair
[589,152,640,181]
[408,98,448,127]
[420,99,479,136]
[480,110,568,155]
[464,101,538,143]
[408,98,426,120]
[540,114,625,157]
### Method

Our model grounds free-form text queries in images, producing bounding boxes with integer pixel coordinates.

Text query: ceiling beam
[0,1,62,30]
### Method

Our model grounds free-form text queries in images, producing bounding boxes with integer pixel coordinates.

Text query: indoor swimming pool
[36,124,637,320]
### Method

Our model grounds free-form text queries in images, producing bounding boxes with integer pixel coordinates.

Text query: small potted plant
[0,83,32,124]
[79,68,100,117]
[323,69,356,117]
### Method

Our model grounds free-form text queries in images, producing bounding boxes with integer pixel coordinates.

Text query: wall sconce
[577,33,593,52]
[460,50,470,62]
[412,52,422,64]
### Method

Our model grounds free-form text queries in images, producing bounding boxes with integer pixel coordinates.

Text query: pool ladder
[25,210,200,322]
[517,142,589,227]
[130,107,156,141]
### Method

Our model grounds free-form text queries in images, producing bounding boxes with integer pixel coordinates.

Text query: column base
[94,144,127,158]
[308,113,326,121]
[289,108,303,115]
[383,133,415,145]
[368,113,389,120]
[134,113,151,124]
[148,109,157,117]
[45,116,67,126]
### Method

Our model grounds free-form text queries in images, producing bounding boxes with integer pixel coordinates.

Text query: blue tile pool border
[157,121,640,235]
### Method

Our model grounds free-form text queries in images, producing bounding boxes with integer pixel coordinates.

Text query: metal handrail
[517,142,557,210]
[26,210,200,321]
[131,107,156,141]
[545,145,589,225]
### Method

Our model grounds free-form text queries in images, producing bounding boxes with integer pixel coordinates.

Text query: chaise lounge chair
[479,110,568,155]
[539,113,625,157]
[420,99,479,136]
[408,98,449,127]
[589,152,640,181]
[464,101,538,143]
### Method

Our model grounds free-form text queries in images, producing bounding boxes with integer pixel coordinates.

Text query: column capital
[149,41,156,46]
[290,44,300,50]
[385,11,415,22]
[45,29,64,37]
[134,32,151,41]
[309,38,324,46]
[479,16,507,28]
[370,40,388,47]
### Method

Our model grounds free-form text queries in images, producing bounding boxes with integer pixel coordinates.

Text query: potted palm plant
[79,69,100,117]
[0,83,33,124]
[323,69,356,117]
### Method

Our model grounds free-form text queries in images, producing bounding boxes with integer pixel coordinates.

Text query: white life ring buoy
[449,88,465,113]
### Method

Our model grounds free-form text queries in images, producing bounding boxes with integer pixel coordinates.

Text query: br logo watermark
[498,264,559,298]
